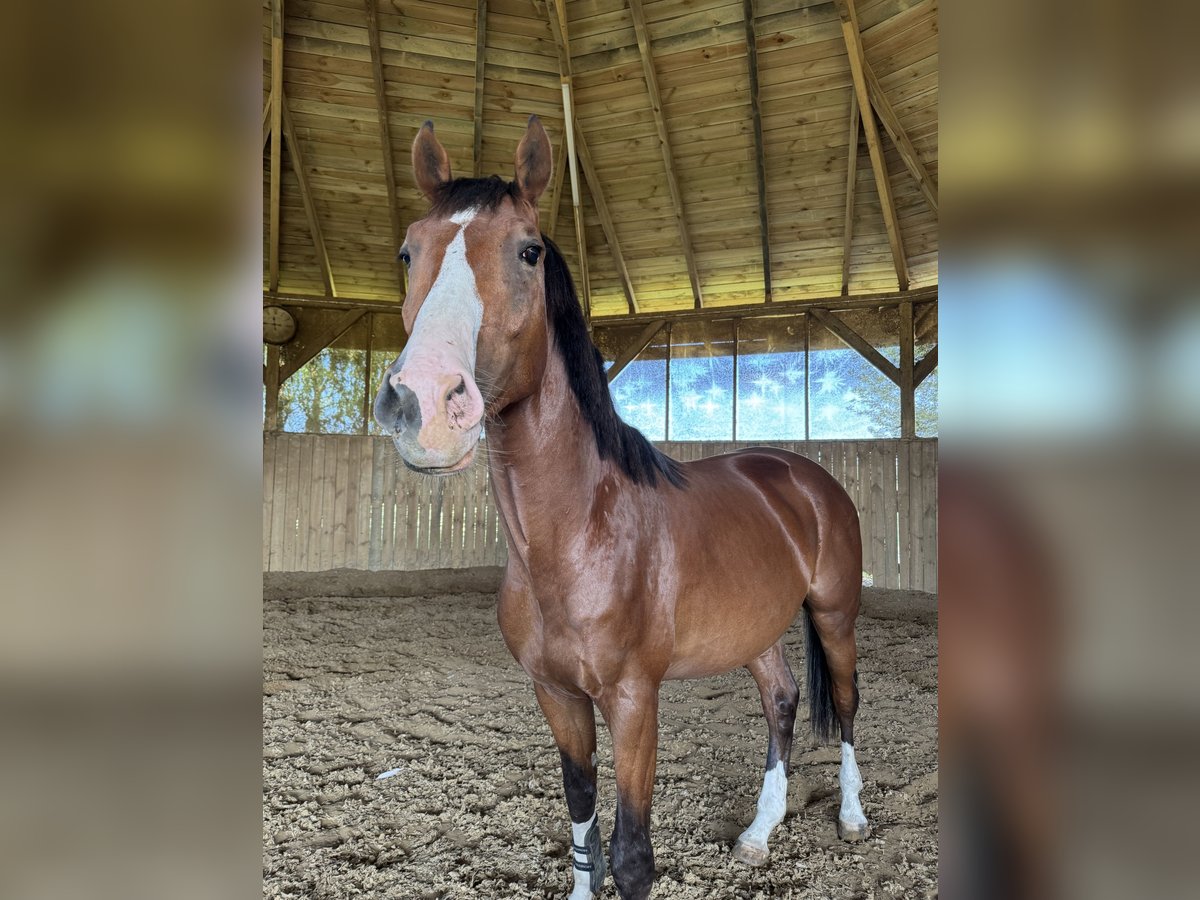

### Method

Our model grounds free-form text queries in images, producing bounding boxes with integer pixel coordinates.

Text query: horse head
[373,116,553,474]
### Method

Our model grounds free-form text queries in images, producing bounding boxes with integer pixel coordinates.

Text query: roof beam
[914,344,938,386]
[629,0,702,309]
[836,0,908,291]
[278,308,368,384]
[574,131,638,314]
[281,95,336,297]
[268,0,284,292]
[808,307,901,386]
[742,0,772,302]
[606,319,667,383]
[865,59,938,213]
[473,1,488,177]
[364,0,405,297]
[841,89,860,296]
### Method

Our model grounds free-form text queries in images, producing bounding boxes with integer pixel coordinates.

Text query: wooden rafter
[808,307,900,387]
[628,0,702,309]
[279,308,368,383]
[742,0,772,302]
[547,130,566,240]
[914,345,938,386]
[473,1,488,177]
[268,0,284,293]
[865,60,937,213]
[364,0,405,296]
[841,90,860,296]
[281,96,336,297]
[606,319,667,383]
[836,0,908,291]
[575,132,638,313]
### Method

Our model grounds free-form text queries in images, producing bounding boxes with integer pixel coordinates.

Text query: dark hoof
[731,839,770,867]
[838,818,871,841]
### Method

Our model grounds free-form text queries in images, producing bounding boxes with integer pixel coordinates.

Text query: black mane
[542,236,686,489]
[427,176,685,489]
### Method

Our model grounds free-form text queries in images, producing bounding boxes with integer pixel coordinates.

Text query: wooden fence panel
[262,434,937,590]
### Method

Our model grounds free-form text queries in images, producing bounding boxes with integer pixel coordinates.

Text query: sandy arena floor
[263,588,937,899]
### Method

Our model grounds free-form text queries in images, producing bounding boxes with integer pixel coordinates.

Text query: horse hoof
[838,818,870,841]
[732,839,770,867]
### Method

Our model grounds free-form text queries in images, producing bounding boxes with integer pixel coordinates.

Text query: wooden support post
[269,0,284,293]
[278,308,368,384]
[836,0,908,291]
[914,344,938,386]
[841,89,860,296]
[473,0,488,177]
[365,0,405,297]
[363,312,375,434]
[629,0,703,308]
[900,300,915,438]
[265,344,281,431]
[809,307,900,386]
[865,59,937,213]
[731,319,740,438]
[281,96,336,297]
[743,0,772,302]
[606,319,667,383]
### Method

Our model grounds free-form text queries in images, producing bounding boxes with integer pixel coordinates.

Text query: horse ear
[513,115,552,205]
[412,121,452,201]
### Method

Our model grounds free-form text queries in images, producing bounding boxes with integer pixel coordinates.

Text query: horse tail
[803,603,839,743]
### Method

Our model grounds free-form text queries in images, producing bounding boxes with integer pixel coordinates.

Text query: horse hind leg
[804,591,871,842]
[732,641,800,867]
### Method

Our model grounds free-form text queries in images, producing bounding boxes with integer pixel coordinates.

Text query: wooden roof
[263,0,937,320]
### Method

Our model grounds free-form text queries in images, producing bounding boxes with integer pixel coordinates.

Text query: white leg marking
[839,742,868,829]
[569,811,598,900]
[737,761,788,851]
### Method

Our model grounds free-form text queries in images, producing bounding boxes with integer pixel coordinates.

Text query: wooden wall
[263,433,937,591]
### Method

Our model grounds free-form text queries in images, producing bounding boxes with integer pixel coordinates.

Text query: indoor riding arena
[262,1,938,898]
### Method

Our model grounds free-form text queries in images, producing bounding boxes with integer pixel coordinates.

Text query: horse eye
[398,249,411,266]
[520,245,542,266]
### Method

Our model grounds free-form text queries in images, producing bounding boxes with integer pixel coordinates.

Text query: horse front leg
[533,684,606,899]
[597,681,659,900]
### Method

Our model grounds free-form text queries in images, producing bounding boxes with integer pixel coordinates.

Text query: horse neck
[484,340,608,560]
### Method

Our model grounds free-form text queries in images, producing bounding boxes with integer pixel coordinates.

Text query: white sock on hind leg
[839,741,867,827]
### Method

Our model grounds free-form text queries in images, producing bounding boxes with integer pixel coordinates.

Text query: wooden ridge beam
[836,0,908,291]
[606,319,667,383]
[629,0,703,309]
[865,59,938,213]
[841,89,860,296]
[281,96,337,297]
[914,344,938,386]
[473,1,488,177]
[808,307,900,387]
[278,308,368,384]
[364,0,405,296]
[268,0,284,292]
[742,0,773,302]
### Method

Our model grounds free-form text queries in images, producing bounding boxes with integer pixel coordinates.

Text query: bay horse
[374,116,869,900]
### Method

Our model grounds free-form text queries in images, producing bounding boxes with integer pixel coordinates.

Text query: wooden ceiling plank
[269,0,285,292]
[628,0,703,309]
[864,57,937,213]
[742,0,773,302]
[836,0,908,291]
[473,1,488,176]
[281,95,338,297]
[808,307,900,386]
[364,0,405,297]
[840,88,859,296]
[606,319,667,382]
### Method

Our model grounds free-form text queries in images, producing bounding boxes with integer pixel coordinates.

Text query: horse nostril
[393,382,420,430]
[446,377,467,405]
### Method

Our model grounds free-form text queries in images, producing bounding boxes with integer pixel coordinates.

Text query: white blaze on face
[393,207,485,436]
[839,741,868,829]
[569,811,598,900]
[737,761,788,851]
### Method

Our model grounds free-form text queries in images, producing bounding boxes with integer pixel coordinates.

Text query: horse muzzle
[374,356,484,474]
